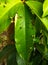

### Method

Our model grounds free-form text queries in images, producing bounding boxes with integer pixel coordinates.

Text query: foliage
[0,0,48,65]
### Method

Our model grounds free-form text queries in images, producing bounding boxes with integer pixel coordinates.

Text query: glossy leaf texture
[43,0,48,17]
[26,1,43,17]
[0,0,21,33]
[15,3,35,61]
[26,1,48,30]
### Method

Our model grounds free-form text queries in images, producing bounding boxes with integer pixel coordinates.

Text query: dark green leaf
[15,3,34,61]
[7,49,17,65]
[0,44,15,62]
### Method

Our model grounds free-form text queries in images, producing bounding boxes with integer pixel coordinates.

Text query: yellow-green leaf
[0,0,21,33]
[43,0,48,17]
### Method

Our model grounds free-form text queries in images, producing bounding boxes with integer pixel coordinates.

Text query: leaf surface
[0,0,21,33]
[26,1,48,30]
[43,0,48,17]
[15,3,35,61]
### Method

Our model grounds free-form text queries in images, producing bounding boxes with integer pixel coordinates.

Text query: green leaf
[43,0,48,17]
[15,3,34,61]
[35,17,42,36]
[0,0,21,33]
[26,1,43,17]
[16,53,25,65]
[44,52,48,60]
[26,1,48,30]
[41,17,48,30]
[44,46,48,60]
